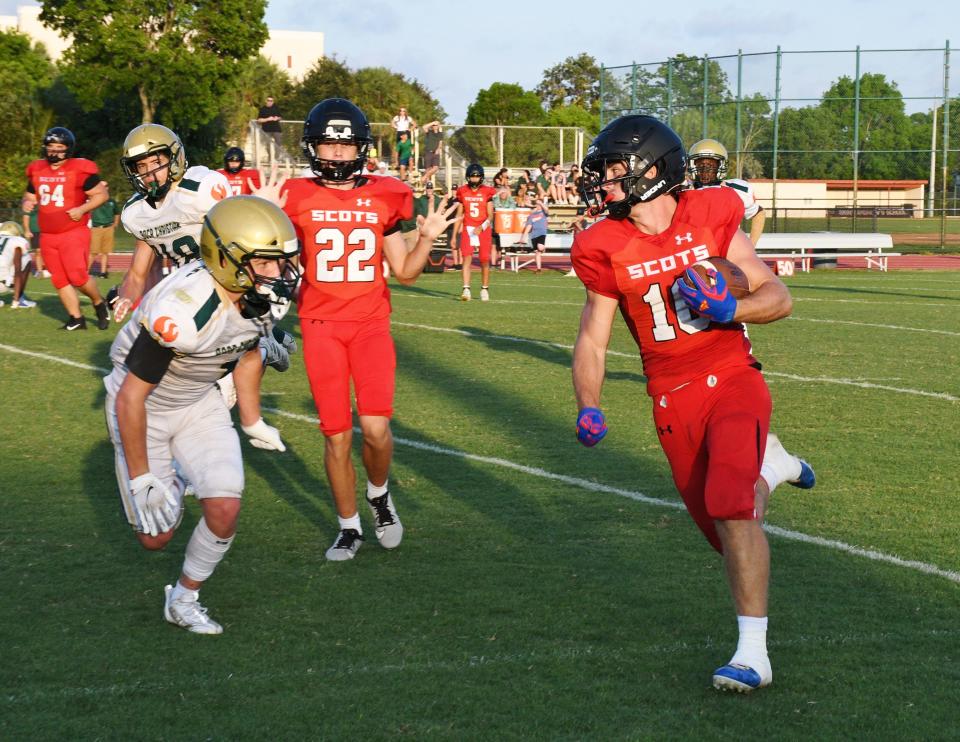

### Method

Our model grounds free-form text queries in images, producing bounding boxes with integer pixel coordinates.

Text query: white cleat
[460,287,471,302]
[366,492,403,549]
[480,288,490,302]
[163,584,223,635]
[325,528,364,561]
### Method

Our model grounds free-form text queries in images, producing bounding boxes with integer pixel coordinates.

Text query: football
[683,257,750,299]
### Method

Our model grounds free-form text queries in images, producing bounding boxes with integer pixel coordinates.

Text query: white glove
[130,473,179,537]
[242,418,286,452]
[113,297,133,323]
[480,219,491,232]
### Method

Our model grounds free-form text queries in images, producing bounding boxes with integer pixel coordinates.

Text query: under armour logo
[356,198,371,207]
[657,425,673,436]
[675,232,693,245]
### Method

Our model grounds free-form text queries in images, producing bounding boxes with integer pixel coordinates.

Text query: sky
[4,0,958,119]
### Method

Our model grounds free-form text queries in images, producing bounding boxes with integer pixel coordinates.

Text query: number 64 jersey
[571,186,758,397]
[121,166,230,268]
[281,174,412,322]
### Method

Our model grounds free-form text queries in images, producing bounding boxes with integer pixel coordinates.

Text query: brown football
[684,257,750,299]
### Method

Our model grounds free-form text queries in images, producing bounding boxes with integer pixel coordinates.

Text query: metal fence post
[772,46,782,232]
[600,64,606,127]
[702,54,709,139]
[853,46,861,234]
[736,49,743,178]
[667,59,674,128]
[941,40,951,249]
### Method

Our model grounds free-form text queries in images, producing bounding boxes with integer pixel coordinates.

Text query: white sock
[338,513,362,533]
[182,518,234,583]
[367,480,389,500]
[730,615,770,676]
[170,580,196,602]
[760,435,802,493]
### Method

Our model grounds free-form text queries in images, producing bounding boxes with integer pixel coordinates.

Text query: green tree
[219,55,295,146]
[287,56,355,121]
[537,53,601,112]
[40,0,269,127]
[453,83,545,166]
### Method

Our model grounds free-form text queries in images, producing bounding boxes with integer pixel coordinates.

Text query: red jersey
[216,168,261,196]
[572,187,755,396]
[456,184,496,227]
[282,174,412,321]
[25,158,100,234]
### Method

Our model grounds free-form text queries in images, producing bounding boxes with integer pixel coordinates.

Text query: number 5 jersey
[281,174,413,322]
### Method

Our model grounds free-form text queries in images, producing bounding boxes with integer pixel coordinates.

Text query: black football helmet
[224,146,245,174]
[42,127,76,163]
[301,98,372,182]
[465,163,484,189]
[579,115,686,220]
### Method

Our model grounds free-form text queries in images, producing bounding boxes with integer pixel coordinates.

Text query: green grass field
[2,267,960,739]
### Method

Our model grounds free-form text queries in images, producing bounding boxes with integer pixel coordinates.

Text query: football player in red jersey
[571,115,794,694]
[22,127,110,330]
[217,147,262,196]
[452,163,497,301]
[267,98,456,561]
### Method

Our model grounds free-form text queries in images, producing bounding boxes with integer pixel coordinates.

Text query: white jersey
[0,234,30,283]
[121,166,230,267]
[104,261,270,411]
[720,179,761,220]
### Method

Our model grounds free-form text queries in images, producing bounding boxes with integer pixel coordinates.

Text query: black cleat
[94,301,110,330]
[61,316,87,331]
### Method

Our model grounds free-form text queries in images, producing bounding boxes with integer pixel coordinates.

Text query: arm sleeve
[125,326,175,384]
[83,174,103,191]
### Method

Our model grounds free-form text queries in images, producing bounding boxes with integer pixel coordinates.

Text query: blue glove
[675,266,737,323]
[576,407,608,447]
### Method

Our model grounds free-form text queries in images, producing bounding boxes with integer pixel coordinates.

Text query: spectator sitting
[549,162,568,204]
[493,168,510,189]
[515,181,532,207]
[535,162,552,202]
[491,183,516,263]
[514,169,533,196]
[566,164,582,203]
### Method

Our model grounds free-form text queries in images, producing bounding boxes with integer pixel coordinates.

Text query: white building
[0,5,323,79]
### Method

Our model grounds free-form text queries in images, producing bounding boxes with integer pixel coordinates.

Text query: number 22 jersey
[572,187,757,396]
[282,174,412,322]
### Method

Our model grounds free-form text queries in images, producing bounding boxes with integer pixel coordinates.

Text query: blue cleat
[790,459,816,490]
[712,663,771,693]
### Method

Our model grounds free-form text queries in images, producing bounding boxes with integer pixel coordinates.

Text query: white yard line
[2,342,958,585]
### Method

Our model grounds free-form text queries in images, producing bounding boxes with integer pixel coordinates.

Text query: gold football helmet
[0,221,25,238]
[120,123,187,198]
[200,196,300,313]
[688,138,728,186]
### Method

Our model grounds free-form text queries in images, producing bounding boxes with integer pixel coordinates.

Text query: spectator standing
[518,197,549,272]
[391,106,416,143]
[22,207,47,277]
[88,182,120,278]
[421,121,443,185]
[396,131,414,181]
[22,126,110,330]
[257,96,285,163]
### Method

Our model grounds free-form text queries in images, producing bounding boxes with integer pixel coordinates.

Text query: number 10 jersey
[282,174,413,322]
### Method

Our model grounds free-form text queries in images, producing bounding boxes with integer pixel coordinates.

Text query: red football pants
[459,228,493,264]
[650,364,771,553]
[301,316,396,435]
[40,226,91,289]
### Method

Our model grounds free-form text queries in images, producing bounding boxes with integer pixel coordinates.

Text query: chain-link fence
[601,45,959,249]
[245,120,586,191]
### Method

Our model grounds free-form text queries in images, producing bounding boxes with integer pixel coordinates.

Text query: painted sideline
[2,340,957,585]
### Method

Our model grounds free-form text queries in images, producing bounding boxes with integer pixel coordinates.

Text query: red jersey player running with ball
[266,98,456,561]
[571,115,795,693]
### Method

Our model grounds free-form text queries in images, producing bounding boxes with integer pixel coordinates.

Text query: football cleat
[791,459,816,490]
[480,287,490,302]
[712,663,772,693]
[325,528,364,561]
[61,316,87,331]
[11,296,37,309]
[460,287,471,302]
[366,492,403,549]
[163,584,223,635]
[94,301,110,330]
